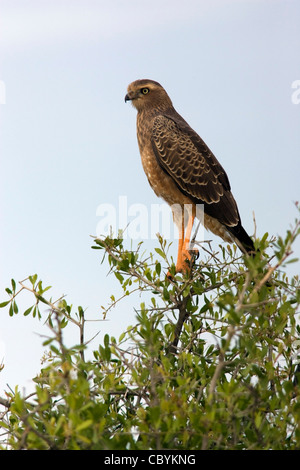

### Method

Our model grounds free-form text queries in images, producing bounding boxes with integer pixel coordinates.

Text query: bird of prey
[125,79,255,274]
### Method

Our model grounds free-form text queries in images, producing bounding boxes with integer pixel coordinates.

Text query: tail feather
[227,223,255,254]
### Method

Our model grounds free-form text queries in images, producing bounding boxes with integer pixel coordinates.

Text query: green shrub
[0,212,300,450]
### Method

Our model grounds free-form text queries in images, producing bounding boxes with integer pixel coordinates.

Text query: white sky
[0,0,299,395]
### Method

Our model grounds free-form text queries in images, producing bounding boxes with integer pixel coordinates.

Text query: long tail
[227,223,255,254]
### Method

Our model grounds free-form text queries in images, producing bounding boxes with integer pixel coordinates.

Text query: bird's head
[125,79,173,112]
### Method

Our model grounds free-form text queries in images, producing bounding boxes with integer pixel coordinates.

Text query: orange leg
[167,212,184,278]
[175,212,194,273]
[174,211,185,273]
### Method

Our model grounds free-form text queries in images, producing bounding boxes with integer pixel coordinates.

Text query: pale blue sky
[0,0,299,394]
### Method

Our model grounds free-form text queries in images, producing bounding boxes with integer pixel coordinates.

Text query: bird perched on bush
[125,79,255,273]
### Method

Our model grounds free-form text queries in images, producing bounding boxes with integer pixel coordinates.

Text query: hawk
[125,79,255,274]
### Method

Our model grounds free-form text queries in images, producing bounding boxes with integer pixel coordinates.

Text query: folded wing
[151,113,241,228]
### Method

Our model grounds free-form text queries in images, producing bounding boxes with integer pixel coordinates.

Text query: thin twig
[165,295,190,355]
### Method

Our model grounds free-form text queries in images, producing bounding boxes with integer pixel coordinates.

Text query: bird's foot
[166,248,199,279]
[188,248,199,261]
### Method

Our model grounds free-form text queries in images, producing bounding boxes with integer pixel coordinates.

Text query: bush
[0,212,300,450]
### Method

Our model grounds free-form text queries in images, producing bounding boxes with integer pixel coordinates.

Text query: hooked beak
[124,93,131,103]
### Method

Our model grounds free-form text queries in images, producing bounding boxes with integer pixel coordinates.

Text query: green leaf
[11,279,16,292]
[104,334,110,348]
[285,257,299,265]
[24,306,33,316]
[114,271,124,283]
[29,274,38,285]
[60,317,68,328]
[154,247,166,260]
[9,303,13,316]
[118,332,125,342]
[35,294,48,304]
[75,419,93,433]
[155,262,161,276]
[163,287,170,301]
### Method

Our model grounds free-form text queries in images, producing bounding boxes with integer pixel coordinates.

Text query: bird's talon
[189,248,199,261]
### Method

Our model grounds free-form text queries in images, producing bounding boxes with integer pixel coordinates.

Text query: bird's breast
[139,146,191,207]
[136,112,192,207]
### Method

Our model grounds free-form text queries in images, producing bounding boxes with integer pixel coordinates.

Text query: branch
[165,294,190,356]
[0,397,10,409]
[98,238,178,304]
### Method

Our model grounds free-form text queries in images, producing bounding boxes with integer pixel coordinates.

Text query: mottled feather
[125,79,255,255]
[151,113,240,228]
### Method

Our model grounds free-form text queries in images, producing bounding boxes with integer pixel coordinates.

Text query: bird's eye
[141,88,150,95]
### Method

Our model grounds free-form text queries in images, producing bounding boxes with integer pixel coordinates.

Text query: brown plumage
[125,79,255,273]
